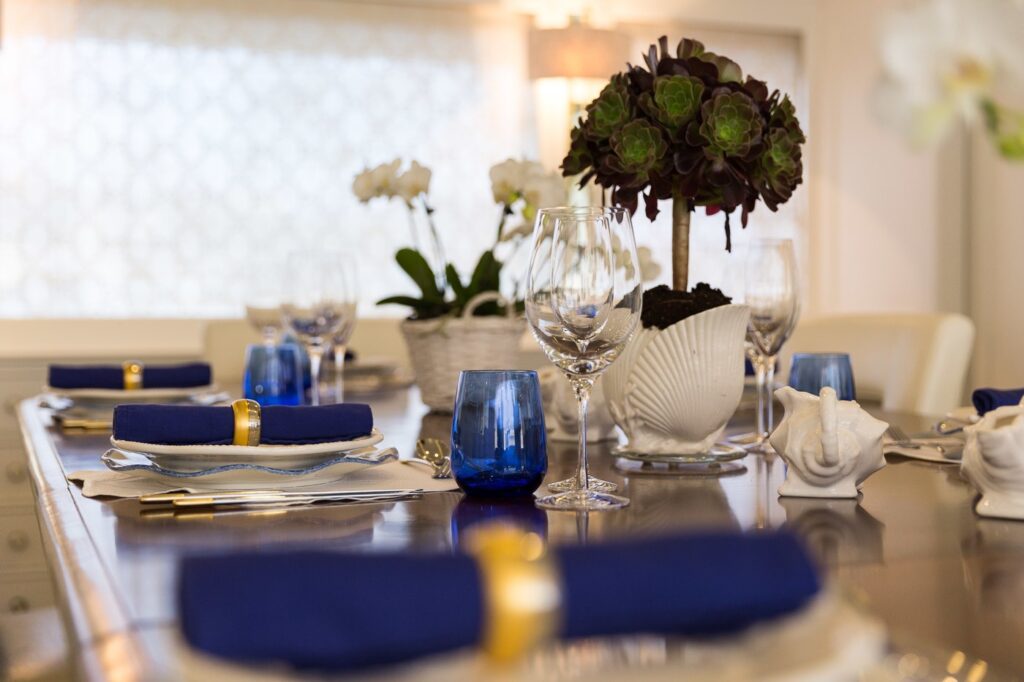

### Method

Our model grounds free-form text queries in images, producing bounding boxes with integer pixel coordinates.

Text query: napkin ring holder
[231,399,261,446]
[122,361,144,390]
[466,524,561,663]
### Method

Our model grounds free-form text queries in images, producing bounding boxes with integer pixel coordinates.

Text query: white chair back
[782,314,975,417]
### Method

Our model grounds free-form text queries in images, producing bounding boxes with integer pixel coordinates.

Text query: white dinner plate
[111,427,384,471]
[102,445,396,487]
[45,384,220,403]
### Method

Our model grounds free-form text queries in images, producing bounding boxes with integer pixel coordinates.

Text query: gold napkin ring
[466,523,561,663]
[231,399,261,447]
[122,361,144,391]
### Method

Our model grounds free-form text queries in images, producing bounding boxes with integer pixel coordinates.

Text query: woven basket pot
[401,292,527,412]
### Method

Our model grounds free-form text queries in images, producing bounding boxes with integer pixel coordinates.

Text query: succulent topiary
[562,36,806,268]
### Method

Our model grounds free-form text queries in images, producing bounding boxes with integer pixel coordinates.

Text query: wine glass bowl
[280,251,355,406]
[526,206,642,511]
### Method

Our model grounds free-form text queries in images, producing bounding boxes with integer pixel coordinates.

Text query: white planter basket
[604,303,751,460]
[401,292,527,412]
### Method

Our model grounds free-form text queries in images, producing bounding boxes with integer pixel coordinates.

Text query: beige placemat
[68,460,459,498]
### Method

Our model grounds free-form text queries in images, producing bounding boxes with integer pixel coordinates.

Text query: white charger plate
[45,384,220,403]
[111,428,383,471]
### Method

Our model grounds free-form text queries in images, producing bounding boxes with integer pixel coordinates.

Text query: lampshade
[529,24,632,80]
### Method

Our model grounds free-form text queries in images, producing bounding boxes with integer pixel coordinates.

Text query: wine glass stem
[570,377,594,493]
[754,354,777,442]
[308,343,324,406]
[333,344,347,404]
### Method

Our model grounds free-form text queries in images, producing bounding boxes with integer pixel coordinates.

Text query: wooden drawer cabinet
[0,572,55,614]
[0,507,47,573]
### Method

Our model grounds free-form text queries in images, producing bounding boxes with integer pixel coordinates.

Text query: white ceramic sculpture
[770,386,888,498]
[603,304,750,459]
[961,404,1024,520]
[538,368,617,443]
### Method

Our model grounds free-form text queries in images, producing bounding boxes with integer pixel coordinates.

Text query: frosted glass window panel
[0,0,534,317]
[618,25,806,300]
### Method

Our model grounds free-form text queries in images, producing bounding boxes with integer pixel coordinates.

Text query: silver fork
[402,439,452,479]
[885,424,951,455]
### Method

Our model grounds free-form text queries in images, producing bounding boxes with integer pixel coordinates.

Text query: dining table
[14,386,1024,680]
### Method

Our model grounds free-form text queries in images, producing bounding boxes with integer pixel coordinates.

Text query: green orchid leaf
[446,263,467,302]
[468,250,501,294]
[395,248,442,302]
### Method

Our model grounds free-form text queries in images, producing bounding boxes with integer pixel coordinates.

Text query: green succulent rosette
[698,89,763,159]
[641,75,704,135]
[609,120,668,183]
[585,76,632,140]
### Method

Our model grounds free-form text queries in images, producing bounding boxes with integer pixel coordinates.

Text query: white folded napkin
[68,460,459,498]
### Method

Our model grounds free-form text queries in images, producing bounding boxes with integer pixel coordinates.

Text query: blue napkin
[113,403,373,445]
[178,531,820,671]
[48,362,212,390]
[972,387,1024,416]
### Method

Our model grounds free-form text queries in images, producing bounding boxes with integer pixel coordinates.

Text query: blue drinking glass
[451,370,547,497]
[243,343,304,406]
[788,353,856,400]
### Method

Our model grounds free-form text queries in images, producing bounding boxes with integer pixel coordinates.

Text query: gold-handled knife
[140,488,416,504]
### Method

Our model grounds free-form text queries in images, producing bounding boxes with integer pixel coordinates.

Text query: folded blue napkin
[48,362,212,390]
[178,531,820,671]
[113,403,373,445]
[972,387,1024,416]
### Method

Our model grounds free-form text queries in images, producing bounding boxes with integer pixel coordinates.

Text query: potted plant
[563,37,806,460]
[353,158,564,411]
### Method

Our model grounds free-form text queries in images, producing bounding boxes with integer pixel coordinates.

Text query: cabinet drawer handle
[7,530,29,552]
[8,596,29,613]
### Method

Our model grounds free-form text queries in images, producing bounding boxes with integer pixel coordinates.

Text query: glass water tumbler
[788,353,856,400]
[243,343,304,406]
[451,370,547,497]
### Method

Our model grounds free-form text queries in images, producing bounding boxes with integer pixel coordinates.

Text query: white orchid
[352,159,404,203]
[488,159,549,204]
[521,171,567,222]
[876,0,1024,158]
[395,161,431,204]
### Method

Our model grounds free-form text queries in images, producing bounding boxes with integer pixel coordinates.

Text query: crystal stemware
[244,257,286,347]
[281,250,353,406]
[740,239,800,452]
[328,257,359,404]
[526,206,642,511]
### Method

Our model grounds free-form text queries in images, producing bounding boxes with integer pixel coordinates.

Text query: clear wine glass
[329,257,359,404]
[740,239,800,452]
[281,250,353,406]
[244,257,286,347]
[526,206,643,511]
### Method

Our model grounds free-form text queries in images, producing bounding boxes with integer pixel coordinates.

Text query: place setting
[42,360,230,431]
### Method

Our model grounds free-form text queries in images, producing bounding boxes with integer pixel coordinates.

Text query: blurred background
[0,0,1021,385]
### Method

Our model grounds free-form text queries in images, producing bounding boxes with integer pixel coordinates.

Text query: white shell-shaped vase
[961,404,1024,520]
[603,304,750,456]
[770,386,888,498]
[538,368,618,443]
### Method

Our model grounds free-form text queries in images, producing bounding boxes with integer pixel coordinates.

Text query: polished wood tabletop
[16,388,1024,680]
